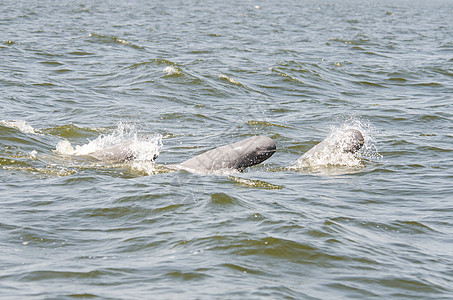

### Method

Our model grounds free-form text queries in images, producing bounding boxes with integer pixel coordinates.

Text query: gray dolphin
[167,136,276,173]
[292,128,364,167]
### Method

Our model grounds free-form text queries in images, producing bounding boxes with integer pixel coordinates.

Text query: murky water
[1,0,453,298]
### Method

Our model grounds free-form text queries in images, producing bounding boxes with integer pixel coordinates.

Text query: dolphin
[292,128,364,167]
[167,136,276,174]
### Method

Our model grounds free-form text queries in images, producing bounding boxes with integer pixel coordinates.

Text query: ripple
[327,275,448,298]
[246,120,291,129]
[352,80,385,88]
[221,263,267,276]
[65,293,98,298]
[77,205,151,220]
[40,124,101,138]
[165,270,209,281]
[180,234,356,265]
[128,58,179,70]
[116,236,167,253]
[20,269,115,281]
[228,176,283,190]
[328,36,371,46]
[39,61,64,66]
[67,50,95,56]
[87,33,143,49]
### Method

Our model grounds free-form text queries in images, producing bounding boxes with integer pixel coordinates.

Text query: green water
[1,0,452,298]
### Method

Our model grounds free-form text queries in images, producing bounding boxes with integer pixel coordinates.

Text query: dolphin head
[236,136,276,171]
[339,129,364,153]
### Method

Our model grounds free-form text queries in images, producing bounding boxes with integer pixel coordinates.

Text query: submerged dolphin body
[89,141,135,162]
[167,136,276,174]
[292,128,364,167]
[90,141,158,162]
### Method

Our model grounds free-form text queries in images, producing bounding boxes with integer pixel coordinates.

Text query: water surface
[1,0,453,299]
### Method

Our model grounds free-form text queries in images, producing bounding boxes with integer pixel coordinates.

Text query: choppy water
[1,0,453,298]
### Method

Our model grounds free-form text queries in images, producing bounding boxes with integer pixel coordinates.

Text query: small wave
[328,35,372,46]
[163,65,182,76]
[87,33,143,49]
[208,192,243,206]
[125,59,189,83]
[41,124,102,139]
[0,120,39,134]
[269,68,299,82]
[352,80,385,88]
[228,176,283,189]
[129,59,178,70]
[247,120,291,129]
[269,61,324,89]
[67,51,94,56]
[217,74,265,94]
[218,74,242,86]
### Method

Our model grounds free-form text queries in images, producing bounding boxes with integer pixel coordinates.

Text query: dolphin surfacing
[292,128,364,167]
[168,136,276,174]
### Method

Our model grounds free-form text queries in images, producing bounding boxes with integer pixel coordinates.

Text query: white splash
[55,140,76,155]
[292,136,361,170]
[54,123,162,162]
[28,150,38,159]
[1,120,39,134]
[163,66,181,75]
[291,116,381,171]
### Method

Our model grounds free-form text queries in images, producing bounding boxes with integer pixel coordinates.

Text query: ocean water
[1,0,453,299]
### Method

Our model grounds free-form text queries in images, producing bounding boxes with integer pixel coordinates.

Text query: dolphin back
[170,136,276,173]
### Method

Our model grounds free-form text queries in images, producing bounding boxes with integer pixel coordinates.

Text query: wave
[1,120,40,134]
[87,33,144,49]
